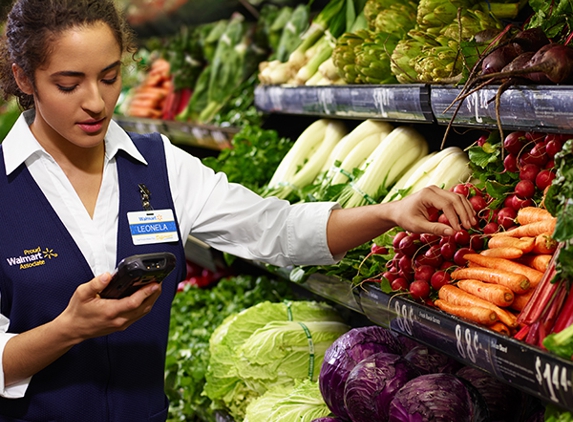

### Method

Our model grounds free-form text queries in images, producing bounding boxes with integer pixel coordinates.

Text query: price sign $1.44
[535,355,573,406]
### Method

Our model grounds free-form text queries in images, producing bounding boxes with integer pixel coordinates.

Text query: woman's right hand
[58,273,162,342]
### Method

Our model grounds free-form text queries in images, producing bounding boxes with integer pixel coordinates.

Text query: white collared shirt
[0,111,340,398]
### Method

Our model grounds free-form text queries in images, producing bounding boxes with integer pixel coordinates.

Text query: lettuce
[203,300,346,420]
[244,380,332,422]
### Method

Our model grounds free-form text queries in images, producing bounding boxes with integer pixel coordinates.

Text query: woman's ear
[12,63,33,95]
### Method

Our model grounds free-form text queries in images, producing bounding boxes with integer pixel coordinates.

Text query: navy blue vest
[0,132,186,421]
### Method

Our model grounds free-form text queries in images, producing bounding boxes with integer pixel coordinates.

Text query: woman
[0,0,476,420]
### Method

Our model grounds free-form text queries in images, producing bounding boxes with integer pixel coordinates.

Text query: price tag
[455,324,483,365]
[392,298,414,336]
[317,88,335,115]
[372,88,392,118]
[535,354,573,405]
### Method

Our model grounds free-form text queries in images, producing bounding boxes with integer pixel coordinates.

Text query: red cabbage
[319,326,403,421]
[312,418,341,422]
[388,373,490,422]
[403,345,462,375]
[456,366,522,422]
[344,352,420,422]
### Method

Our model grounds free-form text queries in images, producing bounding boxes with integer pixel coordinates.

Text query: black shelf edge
[254,84,434,123]
[113,115,238,151]
[292,272,573,411]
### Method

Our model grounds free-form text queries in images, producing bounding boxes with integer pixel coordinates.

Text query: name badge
[127,209,179,245]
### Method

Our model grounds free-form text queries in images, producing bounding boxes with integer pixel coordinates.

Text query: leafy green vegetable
[526,0,573,41]
[244,380,332,422]
[201,125,292,195]
[466,133,522,209]
[543,322,573,360]
[234,319,349,394]
[203,300,344,420]
[545,403,573,422]
[165,275,295,422]
[288,229,397,286]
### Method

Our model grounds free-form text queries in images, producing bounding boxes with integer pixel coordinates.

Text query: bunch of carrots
[434,206,558,337]
[126,58,172,119]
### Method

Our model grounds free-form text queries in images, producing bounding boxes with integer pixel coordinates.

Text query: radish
[483,221,500,234]
[453,229,470,246]
[414,265,435,283]
[409,280,431,300]
[515,179,536,199]
[392,231,408,250]
[519,163,540,182]
[454,247,475,267]
[545,136,564,157]
[469,195,487,212]
[496,206,517,229]
[399,235,419,257]
[440,240,457,261]
[504,153,518,172]
[391,277,409,292]
[503,131,527,155]
[430,270,451,291]
[535,169,556,190]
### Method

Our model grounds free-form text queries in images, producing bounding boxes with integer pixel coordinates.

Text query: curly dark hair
[0,0,137,109]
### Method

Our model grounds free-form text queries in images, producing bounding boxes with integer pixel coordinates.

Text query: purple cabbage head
[319,326,403,421]
[388,373,490,422]
[344,352,420,422]
[311,418,341,422]
[403,345,462,375]
[456,366,522,422]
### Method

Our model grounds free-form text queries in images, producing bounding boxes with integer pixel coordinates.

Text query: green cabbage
[203,300,346,419]
[235,320,350,393]
[244,380,332,422]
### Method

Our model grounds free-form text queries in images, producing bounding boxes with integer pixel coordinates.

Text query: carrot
[489,321,511,336]
[511,288,535,312]
[439,285,518,328]
[491,218,557,238]
[480,247,524,259]
[451,266,530,294]
[434,299,498,326]
[516,206,553,225]
[456,279,515,307]
[519,254,552,273]
[463,253,544,288]
[532,233,557,254]
[486,236,534,253]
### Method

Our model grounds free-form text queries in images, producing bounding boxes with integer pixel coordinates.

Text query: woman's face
[28,22,122,151]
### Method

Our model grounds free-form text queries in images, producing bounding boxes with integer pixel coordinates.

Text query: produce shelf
[113,115,237,150]
[254,84,573,134]
[254,84,434,123]
[431,85,573,133]
[295,275,573,412]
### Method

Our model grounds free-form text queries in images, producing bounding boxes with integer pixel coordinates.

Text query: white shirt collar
[2,110,147,175]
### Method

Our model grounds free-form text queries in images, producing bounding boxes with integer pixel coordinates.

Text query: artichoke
[390,36,425,83]
[364,0,416,29]
[332,29,374,83]
[355,32,400,84]
[373,1,418,38]
[440,9,502,41]
[416,0,476,29]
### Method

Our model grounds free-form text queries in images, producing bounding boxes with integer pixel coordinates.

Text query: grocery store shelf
[295,275,573,412]
[255,84,573,134]
[431,85,573,133]
[254,84,434,123]
[113,115,238,151]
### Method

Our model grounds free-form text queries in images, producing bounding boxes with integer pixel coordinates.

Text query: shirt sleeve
[0,311,31,399]
[162,136,343,267]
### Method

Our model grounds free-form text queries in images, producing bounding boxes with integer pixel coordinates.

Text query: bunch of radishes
[384,182,491,301]
[502,131,562,194]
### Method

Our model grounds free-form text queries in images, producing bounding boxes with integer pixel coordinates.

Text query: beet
[525,43,573,84]
[482,44,521,74]
[512,27,550,53]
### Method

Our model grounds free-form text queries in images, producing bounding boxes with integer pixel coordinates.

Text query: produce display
[113,0,573,421]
